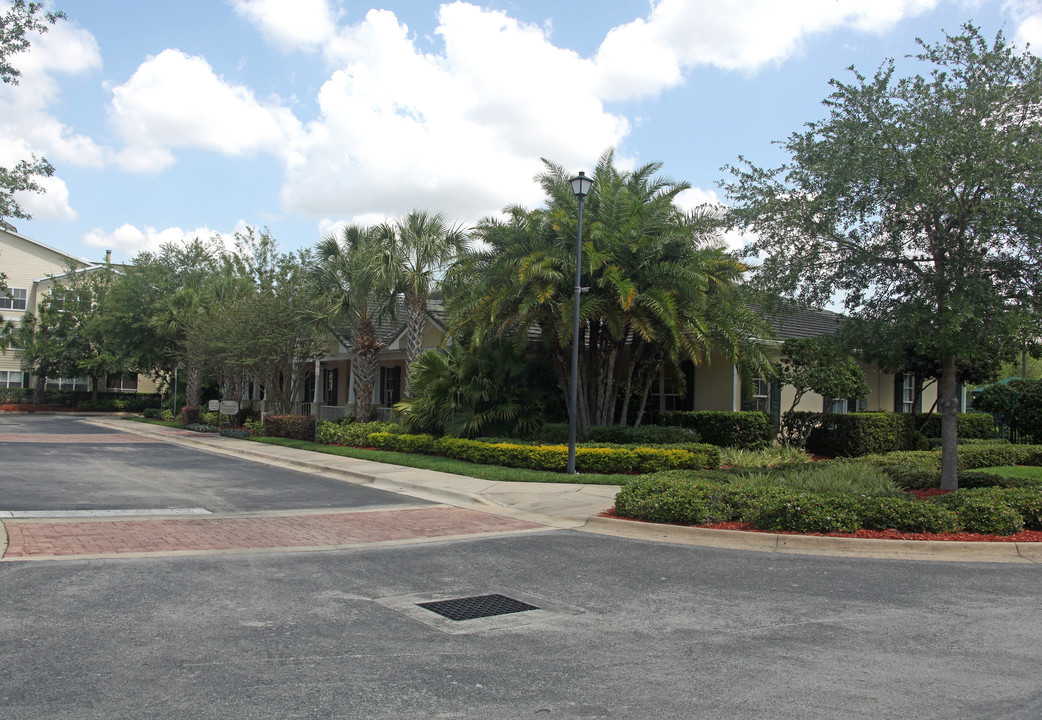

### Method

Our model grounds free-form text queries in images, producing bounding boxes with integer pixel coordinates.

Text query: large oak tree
[724,25,1042,489]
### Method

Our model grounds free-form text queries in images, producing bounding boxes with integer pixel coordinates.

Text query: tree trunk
[91,376,100,402]
[939,355,959,491]
[185,367,202,408]
[353,350,379,421]
[33,374,45,406]
[403,295,427,398]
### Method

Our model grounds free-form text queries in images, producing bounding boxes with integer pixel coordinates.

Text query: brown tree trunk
[185,367,202,408]
[939,355,959,491]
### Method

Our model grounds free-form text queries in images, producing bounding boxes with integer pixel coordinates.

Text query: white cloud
[14,174,76,221]
[0,17,107,168]
[108,49,302,172]
[230,0,338,52]
[280,3,628,222]
[674,187,747,252]
[595,0,940,100]
[1012,9,1042,49]
[84,220,249,258]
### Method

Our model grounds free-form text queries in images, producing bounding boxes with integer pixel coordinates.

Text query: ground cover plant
[612,447,1042,539]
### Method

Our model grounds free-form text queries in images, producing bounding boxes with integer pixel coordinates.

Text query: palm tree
[309,226,393,420]
[373,210,466,397]
[449,149,772,432]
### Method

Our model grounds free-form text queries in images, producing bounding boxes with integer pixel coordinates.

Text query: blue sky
[0,0,1031,263]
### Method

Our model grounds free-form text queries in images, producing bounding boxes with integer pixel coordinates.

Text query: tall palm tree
[309,226,393,420]
[373,210,466,397]
[449,149,772,432]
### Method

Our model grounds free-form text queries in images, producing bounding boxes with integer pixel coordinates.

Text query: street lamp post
[568,171,593,475]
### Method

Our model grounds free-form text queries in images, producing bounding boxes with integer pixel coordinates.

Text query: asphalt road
[0,415,427,512]
[2,414,1041,719]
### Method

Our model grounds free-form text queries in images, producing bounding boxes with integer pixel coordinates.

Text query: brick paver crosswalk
[3,506,544,559]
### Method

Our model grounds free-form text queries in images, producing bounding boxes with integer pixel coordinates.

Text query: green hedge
[806,413,906,457]
[807,412,999,457]
[914,412,995,439]
[612,473,1042,536]
[658,411,772,450]
[316,420,401,446]
[586,424,702,445]
[406,435,721,474]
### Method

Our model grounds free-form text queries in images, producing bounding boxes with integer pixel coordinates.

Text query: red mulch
[598,508,1042,543]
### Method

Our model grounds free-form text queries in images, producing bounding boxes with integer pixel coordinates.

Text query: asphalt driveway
[0,415,429,512]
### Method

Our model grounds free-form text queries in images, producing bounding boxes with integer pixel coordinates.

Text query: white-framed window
[45,376,89,392]
[902,374,916,413]
[750,377,770,412]
[829,398,849,413]
[0,370,24,388]
[0,288,27,310]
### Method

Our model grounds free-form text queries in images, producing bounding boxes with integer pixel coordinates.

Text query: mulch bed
[598,508,1042,543]
[0,404,79,412]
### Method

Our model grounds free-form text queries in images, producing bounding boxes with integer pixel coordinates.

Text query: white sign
[219,400,240,416]
[208,400,220,411]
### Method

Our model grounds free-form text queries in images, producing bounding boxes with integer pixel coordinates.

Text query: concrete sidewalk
[84,417,1042,564]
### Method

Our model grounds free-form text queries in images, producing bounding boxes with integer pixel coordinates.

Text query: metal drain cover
[417,593,539,621]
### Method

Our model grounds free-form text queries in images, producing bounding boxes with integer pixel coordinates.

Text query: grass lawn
[975,465,1042,480]
[247,436,631,486]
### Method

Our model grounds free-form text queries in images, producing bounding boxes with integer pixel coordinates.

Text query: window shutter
[893,373,904,413]
[914,377,923,413]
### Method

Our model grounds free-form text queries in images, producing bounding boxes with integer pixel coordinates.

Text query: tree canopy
[724,24,1042,489]
[450,149,771,433]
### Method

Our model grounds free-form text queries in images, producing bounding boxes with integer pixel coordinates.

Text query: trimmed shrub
[263,414,316,441]
[931,490,1025,535]
[181,405,202,426]
[523,423,571,443]
[1000,489,1042,530]
[160,409,175,422]
[806,412,905,457]
[316,420,400,446]
[913,412,996,440]
[142,408,162,419]
[958,444,1042,470]
[614,475,736,525]
[742,492,863,534]
[586,424,702,445]
[658,411,772,450]
[858,497,961,533]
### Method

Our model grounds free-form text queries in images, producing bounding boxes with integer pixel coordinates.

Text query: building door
[324,368,339,406]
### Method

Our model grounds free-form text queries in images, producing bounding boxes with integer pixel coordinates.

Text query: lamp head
[569,171,593,198]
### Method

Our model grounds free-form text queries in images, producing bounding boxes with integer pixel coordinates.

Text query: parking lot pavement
[0,415,433,514]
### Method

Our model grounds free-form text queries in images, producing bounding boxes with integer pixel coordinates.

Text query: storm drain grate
[417,593,539,621]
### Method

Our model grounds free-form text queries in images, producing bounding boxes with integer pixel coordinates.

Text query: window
[828,398,849,413]
[0,288,27,310]
[0,371,24,388]
[380,365,401,406]
[902,374,916,413]
[106,374,138,393]
[749,377,770,412]
[45,376,89,392]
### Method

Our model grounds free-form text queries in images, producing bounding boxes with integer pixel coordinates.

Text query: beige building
[0,226,156,397]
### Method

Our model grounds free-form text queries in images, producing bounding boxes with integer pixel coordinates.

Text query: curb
[584,516,1042,563]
